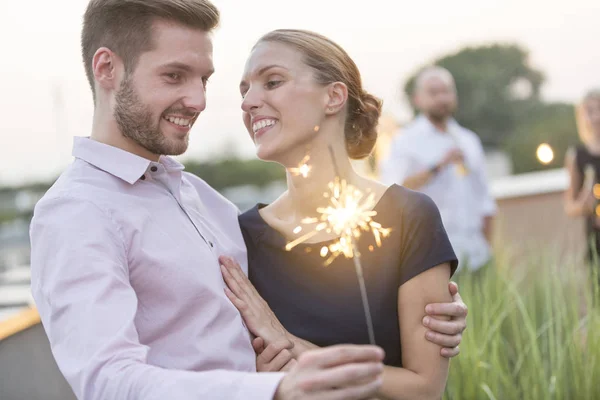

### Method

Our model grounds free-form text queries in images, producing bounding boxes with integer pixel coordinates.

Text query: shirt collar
[415,114,460,135]
[72,136,185,185]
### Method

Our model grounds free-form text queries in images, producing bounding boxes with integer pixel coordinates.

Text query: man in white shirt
[380,67,496,273]
[30,2,468,399]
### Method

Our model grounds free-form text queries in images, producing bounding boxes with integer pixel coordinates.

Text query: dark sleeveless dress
[574,145,600,263]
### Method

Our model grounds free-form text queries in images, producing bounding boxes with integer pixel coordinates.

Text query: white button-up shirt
[379,115,496,271]
[30,137,283,400]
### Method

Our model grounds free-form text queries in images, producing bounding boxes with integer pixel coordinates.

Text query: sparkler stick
[448,129,468,176]
[351,242,376,345]
[329,145,375,343]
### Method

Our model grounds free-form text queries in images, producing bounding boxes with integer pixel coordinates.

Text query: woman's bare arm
[564,147,593,217]
[376,263,452,400]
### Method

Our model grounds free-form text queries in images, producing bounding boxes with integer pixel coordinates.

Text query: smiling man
[28,1,388,399]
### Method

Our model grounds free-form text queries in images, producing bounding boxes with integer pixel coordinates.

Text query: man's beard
[427,107,453,124]
[114,77,189,156]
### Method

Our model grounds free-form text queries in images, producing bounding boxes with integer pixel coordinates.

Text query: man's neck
[425,115,450,133]
[91,113,160,162]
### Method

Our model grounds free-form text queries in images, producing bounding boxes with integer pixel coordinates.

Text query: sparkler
[448,129,468,176]
[285,145,391,344]
[289,155,312,178]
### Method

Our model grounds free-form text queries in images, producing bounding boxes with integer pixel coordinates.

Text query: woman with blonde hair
[220,29,467,399]
[565,89,600,270]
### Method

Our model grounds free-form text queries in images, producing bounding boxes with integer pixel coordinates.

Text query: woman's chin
[255,144,280,162]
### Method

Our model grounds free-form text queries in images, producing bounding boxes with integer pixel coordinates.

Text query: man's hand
[440,148,465,168]
[423,281,467,358]
[254,337,297,372]
[274,345,384,400]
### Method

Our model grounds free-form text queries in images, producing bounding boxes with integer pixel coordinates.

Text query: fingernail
[423,317,430,326]
[426,332,433,340]
[425,305,433,314]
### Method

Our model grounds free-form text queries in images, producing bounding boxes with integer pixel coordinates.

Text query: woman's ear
[325,82,348,115]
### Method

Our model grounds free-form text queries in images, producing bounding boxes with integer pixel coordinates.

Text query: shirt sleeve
[29,195,283,400]
[472,137,497,216]
[398,193,459,285]
[378,134,418,186]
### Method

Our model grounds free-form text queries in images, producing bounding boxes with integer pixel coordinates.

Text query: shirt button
[150,166,158,172]
[140,175,146,180]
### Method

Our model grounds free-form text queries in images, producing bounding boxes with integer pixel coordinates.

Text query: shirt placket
[147,163,217,255]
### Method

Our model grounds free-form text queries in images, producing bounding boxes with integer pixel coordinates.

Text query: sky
[0,0,598,186]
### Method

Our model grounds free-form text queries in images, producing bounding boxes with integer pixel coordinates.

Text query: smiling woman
[239,31,381,164]
[229,28,466,400]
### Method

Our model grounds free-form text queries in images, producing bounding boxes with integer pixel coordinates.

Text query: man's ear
[92,47,123,92]
[412,92,422,110]
[325,82,348,115]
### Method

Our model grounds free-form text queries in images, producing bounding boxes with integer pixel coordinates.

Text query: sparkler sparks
[289,155,312,178]
[285,178,391,266]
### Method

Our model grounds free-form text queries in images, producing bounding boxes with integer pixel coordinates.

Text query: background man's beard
[113,77,188,156]
[427,111,451,123]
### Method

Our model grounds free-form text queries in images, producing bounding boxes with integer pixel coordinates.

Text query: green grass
[444,252,600,400]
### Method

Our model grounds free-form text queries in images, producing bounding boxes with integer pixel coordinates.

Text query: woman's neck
[280,141,362,222]
[587,134,600,154]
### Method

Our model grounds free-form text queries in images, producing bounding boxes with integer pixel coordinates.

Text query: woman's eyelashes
[265,80,283,90]
[240,78,284,99]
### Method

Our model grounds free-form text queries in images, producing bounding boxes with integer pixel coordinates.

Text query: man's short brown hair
[81,0,219,96]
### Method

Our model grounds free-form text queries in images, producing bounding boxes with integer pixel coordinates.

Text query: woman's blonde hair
[576,89,600,145]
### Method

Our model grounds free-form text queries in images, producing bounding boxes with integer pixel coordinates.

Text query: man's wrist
[429,163,441,175]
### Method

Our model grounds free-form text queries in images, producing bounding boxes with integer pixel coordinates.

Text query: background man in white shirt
[380,67,496,274]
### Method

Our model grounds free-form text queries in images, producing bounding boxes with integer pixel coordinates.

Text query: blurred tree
[503,102,578,174]
[184,158,285,192]
[0,210,20,224]
[404,44,545,148]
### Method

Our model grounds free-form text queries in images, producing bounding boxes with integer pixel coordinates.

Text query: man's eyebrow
[159,62,215,76]
[159,62,193,72]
